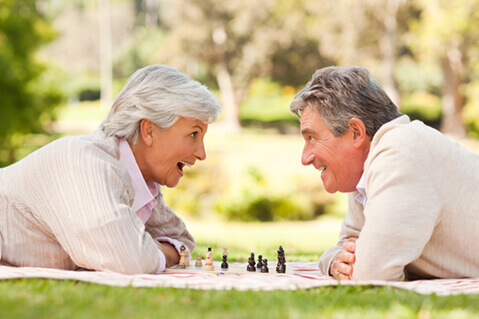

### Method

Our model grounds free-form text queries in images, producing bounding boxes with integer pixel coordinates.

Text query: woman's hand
[330,237,357,280]
[157,242,180,268]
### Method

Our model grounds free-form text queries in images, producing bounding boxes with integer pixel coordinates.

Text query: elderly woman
[0,65,221,274]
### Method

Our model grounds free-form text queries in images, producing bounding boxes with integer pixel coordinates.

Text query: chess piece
[221,254,228,269]
[256,255,263,272]
[205,247,214,271]
[246,252,256,272]
[276,245,286,273]
[195,253,203,267]
[261,258,269,273]
[179,244,190,267]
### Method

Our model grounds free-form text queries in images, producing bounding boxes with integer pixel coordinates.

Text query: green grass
[2,279,479,318]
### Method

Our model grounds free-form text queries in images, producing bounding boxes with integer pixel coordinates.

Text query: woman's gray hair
[290,66,401,137]
[100,64,222,143]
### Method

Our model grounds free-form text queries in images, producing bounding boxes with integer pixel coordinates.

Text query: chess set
[165,245,291,275]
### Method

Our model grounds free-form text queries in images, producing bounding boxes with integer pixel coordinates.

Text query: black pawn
[247,252,256,272]
[261,258,269,273]
[256,255,263,271]
[221,254,228,269]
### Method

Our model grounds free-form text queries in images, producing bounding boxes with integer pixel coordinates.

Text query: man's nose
[301,144,314,166]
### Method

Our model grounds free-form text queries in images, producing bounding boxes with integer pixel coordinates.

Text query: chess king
[290,65,479,281]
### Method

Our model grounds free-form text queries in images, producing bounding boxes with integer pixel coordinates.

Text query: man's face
[300,106,366,193]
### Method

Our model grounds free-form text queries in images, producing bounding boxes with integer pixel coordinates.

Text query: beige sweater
[0,130,195,274]
[318,116,479,281]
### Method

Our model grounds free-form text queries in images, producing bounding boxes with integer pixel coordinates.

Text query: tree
[160,0,294,133]
[0,0,63,165]
[304,0,411,107]
[408,0,479,137]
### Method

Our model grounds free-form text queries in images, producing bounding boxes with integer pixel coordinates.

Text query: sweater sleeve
[32,139,161,275]
[318,193,364,276]
[145,187,196,253]
[352,137,441,281]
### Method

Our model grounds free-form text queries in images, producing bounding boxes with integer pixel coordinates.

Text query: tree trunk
[379,0,402,108]
[441,48,466,137]
[98,0,113,109]
[216,64,241,134]
[143,0,159,27]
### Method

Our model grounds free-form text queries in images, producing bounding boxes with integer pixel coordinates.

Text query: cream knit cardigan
[318,115,479,281]
[0,130,195,274]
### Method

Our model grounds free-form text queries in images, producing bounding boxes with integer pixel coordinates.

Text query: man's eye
[190,132,198,138]
[308,136,314,142]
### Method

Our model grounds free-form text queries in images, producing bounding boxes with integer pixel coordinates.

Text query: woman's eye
[190,132,198,138]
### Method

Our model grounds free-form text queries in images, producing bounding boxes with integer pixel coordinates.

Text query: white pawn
[179,244,189,268]
[205,247,214,271]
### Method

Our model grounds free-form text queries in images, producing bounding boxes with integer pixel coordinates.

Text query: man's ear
[139,119,155,147]
[348,117,369,148]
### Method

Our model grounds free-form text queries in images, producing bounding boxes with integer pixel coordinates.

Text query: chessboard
[166,261,293,275]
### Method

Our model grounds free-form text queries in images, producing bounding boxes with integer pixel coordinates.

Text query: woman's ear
[139,119,155,147]
[348,117,369,148]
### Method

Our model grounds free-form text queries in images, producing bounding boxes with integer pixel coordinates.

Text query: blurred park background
[2,0,479,261]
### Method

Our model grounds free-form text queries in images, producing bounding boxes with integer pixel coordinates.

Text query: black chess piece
[261,258,269,273]
[256,255,263,271]
[221,254,228,269]
[247,252,256,272]
[276,245,286,273]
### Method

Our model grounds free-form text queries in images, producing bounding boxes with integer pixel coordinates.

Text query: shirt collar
[118,139,158,212]
[355,172,367,206]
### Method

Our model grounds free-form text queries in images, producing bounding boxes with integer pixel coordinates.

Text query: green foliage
[0,0,64,165]
[161,162,226,219]
[464,82,479,138]
[2,279,479,318]
[400,92,442,129]
[239,78,298,132]
[62,72,101,101]
[113,27,166,80]
[215,166,333,222]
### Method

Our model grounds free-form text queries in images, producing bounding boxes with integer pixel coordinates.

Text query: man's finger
[338,273,350,280]
[342,241,356,253]
[338,262,353,276]
[339,251,356,264]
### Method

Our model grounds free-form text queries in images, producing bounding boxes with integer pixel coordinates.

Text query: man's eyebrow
[301,128,314,135]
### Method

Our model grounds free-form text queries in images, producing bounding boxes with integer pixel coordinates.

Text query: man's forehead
[300,107,323,130]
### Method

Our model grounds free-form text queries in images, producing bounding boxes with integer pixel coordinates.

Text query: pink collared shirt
[118,139,186,273]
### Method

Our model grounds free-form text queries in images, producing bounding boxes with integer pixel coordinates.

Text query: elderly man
[290,66,479,281]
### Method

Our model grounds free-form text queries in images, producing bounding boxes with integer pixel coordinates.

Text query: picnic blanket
[1,261,479,296]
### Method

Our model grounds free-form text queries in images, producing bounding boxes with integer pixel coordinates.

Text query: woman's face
[135,117,208,188]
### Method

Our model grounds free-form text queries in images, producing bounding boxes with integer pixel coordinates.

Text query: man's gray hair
[100,64,222,143]
[290,66,401,137]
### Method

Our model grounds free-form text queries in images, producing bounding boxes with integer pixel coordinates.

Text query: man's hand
[330,237,357,280]
[157,241,180,268]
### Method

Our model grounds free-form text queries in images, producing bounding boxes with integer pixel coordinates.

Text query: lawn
[2,279,479,318]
